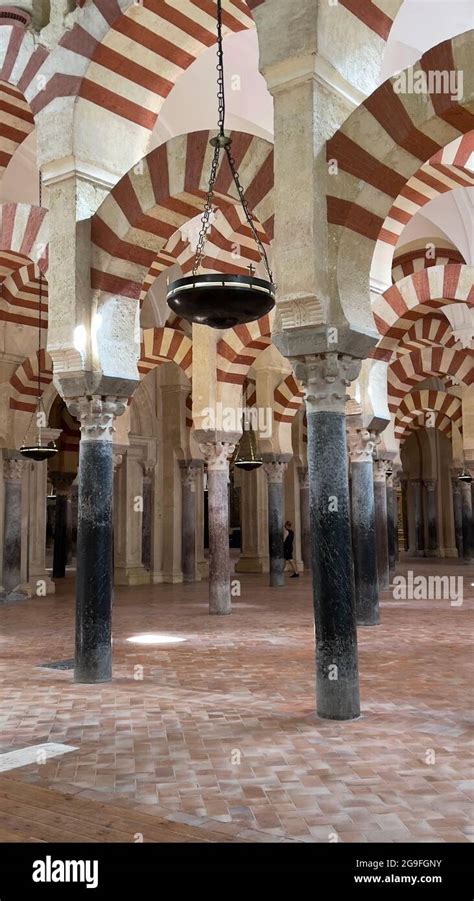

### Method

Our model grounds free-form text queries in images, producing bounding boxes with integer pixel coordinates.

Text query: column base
[198,560,209,578]
[183,572,202,583]
[149,571,164,584]
[161,571,184,584]
[29,571,56,595]
[0,589,29,602]
[114,566,150,586]
[235,556,269,574]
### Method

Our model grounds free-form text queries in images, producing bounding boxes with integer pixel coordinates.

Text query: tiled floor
[0,560,472,843]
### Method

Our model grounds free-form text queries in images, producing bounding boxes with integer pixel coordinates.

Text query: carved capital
[112,454,123,473]
[373,459,391,484]
[49,471,76,495]
[298,466,309,489]
[68,396,127,443]
[3,458,24,482]
[292,353,361,414]
[347,428,376,464]
[199,441,236,472]
[180,464,199,491]
[424,479,437,493]
[263,460,288,483]
[141,459,156,479]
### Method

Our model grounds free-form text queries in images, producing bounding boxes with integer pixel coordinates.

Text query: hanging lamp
[233,418,263,471]
[19,175,58,463]
[166,0,275,329]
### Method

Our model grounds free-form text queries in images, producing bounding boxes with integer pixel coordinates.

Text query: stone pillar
[141,461,155,572]
[424,479,438,556]
[49,472,76,579]
[293,355,361,721]
[180,462,201,582]
[0,456,26,600]
[263,459,288,587]
[451,473,463,558]
[235,467,269,573]
[411,479,425,556]
[460,474,473,563]
[298,466,311,571]
[198,441,236,615]
[386,470,397,574]
[373,460,390,589]
[114,446,150,586]
[69,396,126,684]
[348,429,379,626]
[400,475,409,552]
[28,451,57,596]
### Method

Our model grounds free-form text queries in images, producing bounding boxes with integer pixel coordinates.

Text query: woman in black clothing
[283,521,299,577]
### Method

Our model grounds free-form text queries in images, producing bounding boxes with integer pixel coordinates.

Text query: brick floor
[0,559,472,843]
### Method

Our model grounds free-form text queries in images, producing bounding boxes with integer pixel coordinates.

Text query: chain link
[192,0,274,286]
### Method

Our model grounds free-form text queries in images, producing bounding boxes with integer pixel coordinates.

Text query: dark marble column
[198,440,237,615]
[298,466,311,571]
[49,472,75,579]
[460,474,473,563]
[411,479,425,556]
[1,456,26,600]
[180,463,199,582]
[70,396,126,683]
[386,471,397,575]
[263,459,288,588]
[141,461,155,572]
[348,429,379,626]
[400,475,409,552]
[293,354,361,721]
[451,473,464,558]
[374,460,390,589]
[424,479,438,556]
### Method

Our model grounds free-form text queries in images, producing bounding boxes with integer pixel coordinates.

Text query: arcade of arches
[0,0,472,845]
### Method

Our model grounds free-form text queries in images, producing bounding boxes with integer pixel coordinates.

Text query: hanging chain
[224,143,273,284]
[192,0,273,286]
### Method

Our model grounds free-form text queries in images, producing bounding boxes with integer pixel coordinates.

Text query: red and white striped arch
[216,316,271,386]
[0,79,34,176]
[91,130,273,299]
[139,327,193,381]
[326,34,474,319]
[9,348,52,413]
[58,0,253,132]
[388,346,474,411]
[248,0,403,42]
[0,21,48,117]
[0,203,48,267]
[1,260,48,330]
[139,203,270,303]
[273,373,304,424]
[395,388,462,441]
[371,265,474,362]
[399,410,455,443]
[396,314,458,356]
[392,241,465,284]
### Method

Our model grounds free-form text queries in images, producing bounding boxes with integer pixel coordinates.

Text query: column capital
[112,453,123,473]
[49,471,76,495]
[68,396,127,443]
[292,354,362,414]
[424,479,437,493]
[347,428,376,464]
[180,462,200,490]
[141,459,156,479]
[373,459,391,483]
[199,442,236,472]
[3,458,24,482]
[297,466,310,489]
[263,460,288,483]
